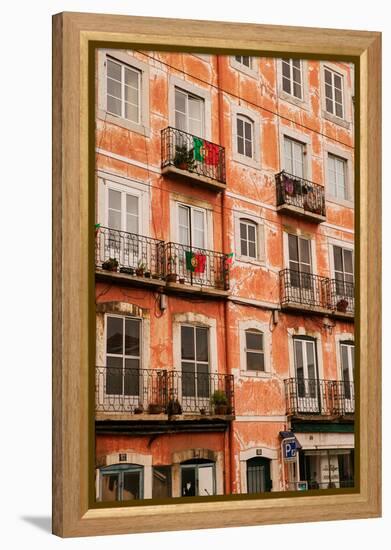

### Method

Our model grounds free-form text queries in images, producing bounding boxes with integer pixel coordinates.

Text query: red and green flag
[185,250,207,273]
[225,252,234,265]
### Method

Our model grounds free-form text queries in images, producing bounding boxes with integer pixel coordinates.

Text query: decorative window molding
[234,211,265,266]
[97,171,150,236]
[97,50,150,136]
[170,449,224,497]
[238,320,271,377]
[320,62,352,129]
[168,75,212,140]
[282,231,317,276]
[239,447,279,493]
[277,58,310,109]
[230,56,258,78]
[278,126,312,181]
[323,142,354,207]
[287,328,324,380]
[231,103,261,169]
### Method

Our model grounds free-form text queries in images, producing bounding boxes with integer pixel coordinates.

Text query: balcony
[276,171,326,223]
[95,226,165,287]
[95,366,235,420]
[161,127,226,191]
[164,242,230,297]
[279,269,354,318]
[285,378,355,418]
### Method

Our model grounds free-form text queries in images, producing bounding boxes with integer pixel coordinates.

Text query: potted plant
[336,298,349,312]
[173,145,195,171]
[134,404,144,414]
[144,270,151,278]
[211,389,229,415]
[148,403,165,414]
[178,276,185,284]
[136,261,146,277]
[119,266,134,275]
[167,398,182,416]
[199,407,206,416]
[166,255,178,283]
[152,272,160,280]
[102,257,118,272]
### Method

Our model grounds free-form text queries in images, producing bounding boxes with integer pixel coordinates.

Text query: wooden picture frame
[52,12,381,537]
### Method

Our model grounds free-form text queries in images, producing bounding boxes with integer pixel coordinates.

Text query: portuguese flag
[185,250,207,273]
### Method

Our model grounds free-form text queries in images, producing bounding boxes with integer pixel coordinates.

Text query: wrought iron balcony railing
[95,226,165,279]
[328,279,355,315]
[285,377,355,416]
[279,269,329,310]
[279,269,355,316]
[161,126,226,186]
[165,242,230,291]
[95,366,235,417]
[276,170,326,219]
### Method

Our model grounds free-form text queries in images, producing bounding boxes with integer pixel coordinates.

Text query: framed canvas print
[52,12,381,537]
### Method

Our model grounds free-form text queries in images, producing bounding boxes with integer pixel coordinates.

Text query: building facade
[94,50,355,501]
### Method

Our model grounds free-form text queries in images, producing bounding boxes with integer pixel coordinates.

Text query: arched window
[246,457,272,493]
[99,463,144,502]
[236,115,254,158]
[239,219,257,259]
[245,329,264,371]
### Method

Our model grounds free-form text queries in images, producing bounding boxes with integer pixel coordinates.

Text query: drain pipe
[217,54,235,496]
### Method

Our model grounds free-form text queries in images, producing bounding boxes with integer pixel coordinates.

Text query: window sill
[279,90,309,110]
[322,110,351,130]
[231,152,261,170]
[236,257,265,267]
[97,109,151,137]
[240,370,271,379]
[326,195,354,209]
[230,59,259,79]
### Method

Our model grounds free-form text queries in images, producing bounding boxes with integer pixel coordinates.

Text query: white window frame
[277,58,309,109]
[236,115,254,160]
[176,202,207,248]
[283,231,317,275]
[287,328,324,381]
[323,143,354,206]
[283,136,306,178]
[278,126,312,180]
[324,66,344,119]
[239,320,271,378]
[168,75,212,140]
[169,193,213,249]
[328,237,354,281]
[230,56,258,78]
[231,103,261,169]
[239,219,258,260]
[234,211,265,266]
[327,153,349,202]
[334,332,355,384]
[281,59,303,99]
[97,50,150,136]
[320,62,352,128]
[174,87,205,137]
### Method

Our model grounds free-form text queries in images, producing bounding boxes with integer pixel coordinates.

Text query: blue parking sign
[283,439,297,461]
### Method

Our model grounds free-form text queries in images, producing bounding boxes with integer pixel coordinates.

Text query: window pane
[175,89,187,113]
[334,73,342,90]
[325,69,332,85]
[108,209,121,231]
[237,118,244,138]
[107,77,121,99]
[188,96,202,121]
[248,241,256,258]
[335,103,343,118]
[196,327,208,361]
[240,222,247,240]
[299,238,310,265]
[196,363,210,398]
[240,238,248,256]
[107,95,122,116]
[106,356,123,395]
[125,102,139,122]
[198,464,215,496]
[282,76,291,94]
[153,466,172,499]
[247,224,256,243]
[246,331,263,350]
[182,466,196,496]
[181,326,195,360]
[126,194,138,215]
[282,59,291,78]
[325,97,333,113]
[101,473,119,502]
[237,136,244,155]
[125,319,140,356]
[246,351,265,371]
[107,316,123,354]
[107,59,121,80]
[124,84,138,106]
[293,82,302,99]
[244,121,252,140]
[244,139,252,158]
[124,358,139,395]
[125,67,139,88]
[123,471,141,500]
[333,246,343,272]
[306,342,316,380]
[182,362,196,396]
[288,234,299,262]
[343,250,353,274]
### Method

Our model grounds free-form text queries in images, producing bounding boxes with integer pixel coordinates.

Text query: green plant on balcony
[173,145,196,171]
[211,389,230,415]
[166,254,178,283]
[102,257,118,272]
[136,260,146,277]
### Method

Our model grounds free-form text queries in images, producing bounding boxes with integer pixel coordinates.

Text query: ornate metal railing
[285,378,355,416]
[276,170,326,217]
[95,226,165,279]
[328,279,355,315]
[167,371,235,416]
[95,367,168,414]
[165,242,230,290]
[279,269,329,309]
[161,126,226,185]
[96,366,235,416]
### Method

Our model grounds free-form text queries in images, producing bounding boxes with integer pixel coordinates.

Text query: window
[293,338,319,412]
[236,115,254,158]
[99,464,143,501]
[181,459,215,496]
[234,55,252,69]
[152,466,172,499]
[247,457,272,493]
[181,325,209,398]
[340,342,354,400]
[105,315,141,397]
[107,187,139,233]
[328,154,348,200]
[106,57,141,123]
[324,67,344,118]
[245,330,264,371]
[178,203,206,249]
[282,59,303,99]
[240,220,257,259]
[288,234,312,290]
[333,245,354,291]
[175,87,204,137]
[283,136,305,178]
